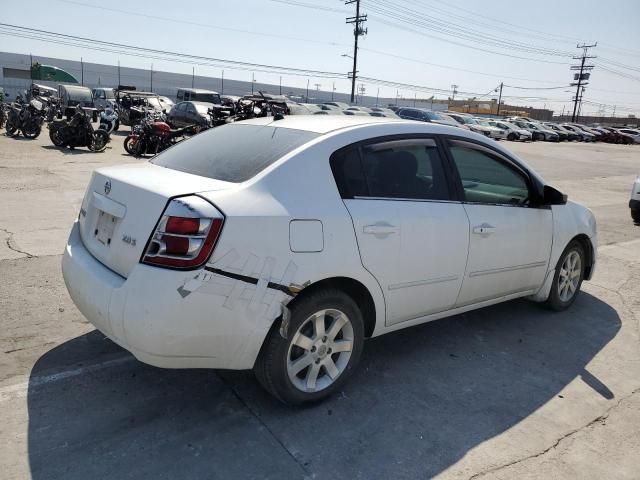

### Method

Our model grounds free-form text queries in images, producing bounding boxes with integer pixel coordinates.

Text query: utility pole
[251,72,255,94]
[376,87,379,107]
[150,64,153,92]
[570,43,597,122]
[81,57,84,86]
[306,79,310,102]
[192,67,195,88]
[496,82,503,116]
[345,0,367,104]
[413,92,417,107]
[221,70,224,95]
[577,86,586,120]
[279,76,282,95]
[450,84,458,101]
[117,60,121,86]
[332,82,336,101]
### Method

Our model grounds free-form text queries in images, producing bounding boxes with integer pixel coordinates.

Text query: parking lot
[0,129,639,479]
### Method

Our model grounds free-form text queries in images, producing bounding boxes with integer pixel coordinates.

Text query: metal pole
[306,79,310,102]
[221,70,224,95]
[496,82,503,116]
[572,56,585,122]
[376,88,379,107]
[279,76,282,95]
[332,82,335,101]
[81,57,84,86]
[30,53,33,81]
[349,0,361,104]
[117,60,121,86]
[192,67,195,88]
[150,64,153,92]
[413,92,416,107]
[251,73,254,94]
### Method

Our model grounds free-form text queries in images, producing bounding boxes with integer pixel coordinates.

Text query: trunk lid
[78,163,232,278]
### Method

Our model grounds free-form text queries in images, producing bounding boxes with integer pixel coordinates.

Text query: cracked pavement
[0,131,639,479]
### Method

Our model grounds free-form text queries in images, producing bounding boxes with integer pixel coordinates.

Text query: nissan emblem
[104,180,111,195]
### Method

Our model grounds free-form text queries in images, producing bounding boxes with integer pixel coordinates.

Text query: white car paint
[487,120,532,141]
[630,175,640,223]
[62,115,597,375]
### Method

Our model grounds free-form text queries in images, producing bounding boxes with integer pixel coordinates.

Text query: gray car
[167,101,213,128]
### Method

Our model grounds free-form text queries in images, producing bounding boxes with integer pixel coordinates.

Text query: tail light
[142,195,224,269]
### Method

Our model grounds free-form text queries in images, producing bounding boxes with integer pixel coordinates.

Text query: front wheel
[22,124,41,139]
[545,241,585,311]
[254,289,364,405]
[5,121,18,137]
[49,128,65,146]
[113,119,119,131]
[90,130,109,152]
[123,135,138,154]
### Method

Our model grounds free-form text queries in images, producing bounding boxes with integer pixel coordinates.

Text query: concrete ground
[0,128,638,480]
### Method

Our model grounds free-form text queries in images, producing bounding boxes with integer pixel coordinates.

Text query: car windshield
[67,89,93,102]
[462,117,477,125]
[151,124,319,183]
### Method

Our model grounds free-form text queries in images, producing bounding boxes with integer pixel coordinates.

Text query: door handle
[363,223,399,236]
[472,223,496,235]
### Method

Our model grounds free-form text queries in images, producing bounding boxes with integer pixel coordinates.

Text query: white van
[176,88,221,104]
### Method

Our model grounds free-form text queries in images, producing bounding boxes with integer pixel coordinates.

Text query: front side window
[448,140,530,206]
[330,138,451,201]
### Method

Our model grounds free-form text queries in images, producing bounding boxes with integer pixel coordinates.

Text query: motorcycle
[48,107,110,152]
[124,114,195,157]
[0,103,7,129]
[5,99,45,138]
[98,107,119,134]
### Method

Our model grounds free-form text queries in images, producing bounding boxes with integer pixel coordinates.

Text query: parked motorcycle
[0,103,7,129]
[98,107,119,133]
[124,114,194,156]
[48,105,110,152]
[5,99,45,138]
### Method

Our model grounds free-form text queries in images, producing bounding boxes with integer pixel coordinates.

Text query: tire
[90,130,109,152]
[5,121,18,137]
[254,288,365,405]
[123,135,137,154]
[49,128,65,147]
[631,209,640,224]
[114,119,119,131]
[507,132,517,141]
[545,241,586,311]
[22,124,41,139]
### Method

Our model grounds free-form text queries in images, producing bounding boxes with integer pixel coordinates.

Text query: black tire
[22,124,41,139]
[91,130,109,152]
[49,128,65,147]
[114,119,119,131]
[545,241,586,311]
[254,288,365,405]
[631,209,640,224]
[507,132,517,141]
[123,135,137,154]
[5,121,18,137]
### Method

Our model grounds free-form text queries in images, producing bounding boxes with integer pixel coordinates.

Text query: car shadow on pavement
[27,292,620,480]
[40,145,101,155]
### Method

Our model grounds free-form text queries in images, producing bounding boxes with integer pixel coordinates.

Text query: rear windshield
[151,124,319,183]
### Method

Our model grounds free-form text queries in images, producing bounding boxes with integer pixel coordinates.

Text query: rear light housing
[142,195,224,269]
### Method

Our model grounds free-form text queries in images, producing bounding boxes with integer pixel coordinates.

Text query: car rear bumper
[62,221,270,370]
[630,199,640,210]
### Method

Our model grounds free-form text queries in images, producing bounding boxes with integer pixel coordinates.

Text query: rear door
[444,139,552,306]
[333,136,470,326]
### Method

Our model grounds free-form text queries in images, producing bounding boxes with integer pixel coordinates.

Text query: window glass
[361,139,450,200]
[177,102,188,112]
[152,124,318,183]
[448,141,529,205]
[330,148,367,198]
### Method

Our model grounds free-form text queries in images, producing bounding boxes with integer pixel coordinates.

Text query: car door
[445,139,553,306]
[333,137,470,326]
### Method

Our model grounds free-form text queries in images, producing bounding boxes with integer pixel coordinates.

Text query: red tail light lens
[142,196,224,269]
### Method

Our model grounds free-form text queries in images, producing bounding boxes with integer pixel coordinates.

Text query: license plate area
[94,210,117,246]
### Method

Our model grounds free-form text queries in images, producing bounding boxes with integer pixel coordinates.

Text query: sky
[1,0,639,116]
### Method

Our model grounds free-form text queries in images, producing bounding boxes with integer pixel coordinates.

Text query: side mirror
[543,185,567,205]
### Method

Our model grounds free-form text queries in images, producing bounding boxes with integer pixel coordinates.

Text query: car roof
[178,88,219,94]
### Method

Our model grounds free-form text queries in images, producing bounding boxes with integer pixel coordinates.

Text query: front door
[333,137,470,326]
[445,139,553,306]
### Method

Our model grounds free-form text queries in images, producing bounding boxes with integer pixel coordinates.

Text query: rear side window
[151,124,319,183]
[330,138,451,201]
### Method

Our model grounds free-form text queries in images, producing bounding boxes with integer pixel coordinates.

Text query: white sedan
[62,116,597,404]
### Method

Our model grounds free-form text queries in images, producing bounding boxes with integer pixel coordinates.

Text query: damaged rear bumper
[62,221,279,370]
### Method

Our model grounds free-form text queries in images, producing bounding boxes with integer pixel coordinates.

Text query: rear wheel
[113,119,119,131]
[254,288,364,405]
[5,120,18,137]
[22,124,41,139]
[507,132,517,141]
[631,209,640,224]
[49,128,65,146]
[545,241,585,311]
[123,135,138,154]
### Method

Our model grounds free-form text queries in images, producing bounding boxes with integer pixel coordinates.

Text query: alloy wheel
[558,250,581,302]
[286,309,354,393]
